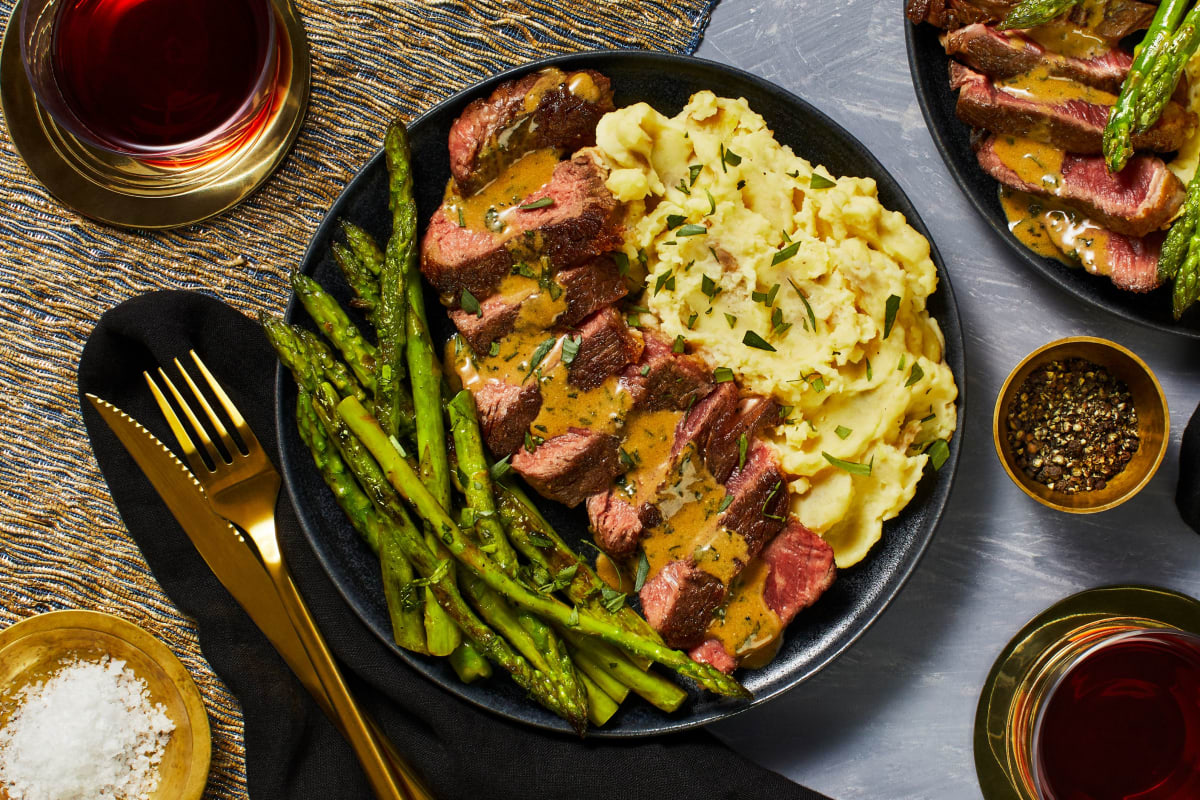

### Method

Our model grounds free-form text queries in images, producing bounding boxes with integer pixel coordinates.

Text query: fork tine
[189,350,262,453]
[157,366,227,468]
[144,370,211,476]
[174,356,245,458]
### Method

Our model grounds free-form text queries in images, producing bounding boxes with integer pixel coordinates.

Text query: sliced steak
[474,379,541,456]
[672,381,739,461]
[719,441,790,558]
[448,67,615,195]
[909,0,1155,38]
[448,254,627,352]
[761,519,837,626]
[557,254,628,328]
[511,427,621,507]
[1042,220,1163,293]
[568,306,642,391]
[688,638,738,674]
[620,331,713,412]
[638,559,726,649]
[949,62,1194,155]
[586,491,661,558]
[974,134,1184,238]
[707,396,783,484]
[421,151,623,299]
[941,24,1130,93]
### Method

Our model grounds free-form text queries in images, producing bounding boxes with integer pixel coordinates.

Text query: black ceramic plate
[905,17,1200,339]
[276,50,966,736]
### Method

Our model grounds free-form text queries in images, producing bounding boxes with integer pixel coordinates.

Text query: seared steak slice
[568,307,642,390]
[688,639,738,674]
[1043,221,1163,292]
[586,491,661,558]
[672,381,739,461]
[941,24,1130,93]
[422,151,623,299]
[449,254,628,352]
[474,379,541,456]
[707,396,783,484]
[512,427,621,507]
[620,331,713,412]
[974,135,1184,238]
[909,0,1155,38]
[761,519,836,626]
[638,559,726,649]
[950,63,1194,155]
[557,254,628,328]
[719,442,790,558]
[448,68,615,195]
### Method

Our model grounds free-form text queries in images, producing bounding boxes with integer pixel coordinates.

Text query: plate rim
[276,48,966,736]
[903,19,1200,340]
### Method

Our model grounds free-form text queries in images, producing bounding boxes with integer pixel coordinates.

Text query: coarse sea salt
[0,656,175,800]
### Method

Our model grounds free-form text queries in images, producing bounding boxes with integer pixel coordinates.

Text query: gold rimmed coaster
[0,0,310,229]
[0,609,212,800]
[974,585,1200,800]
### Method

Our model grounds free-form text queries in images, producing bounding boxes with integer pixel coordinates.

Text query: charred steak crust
[949,62,1195,156]
[973,134,1184,240]
[909,0,1156,38]
[719,442,790,559]
[448,68,615,196]
[620,331,714,412]
[511,427,622,508]
[638,560,727,649]
[421,151,623,300]
[474,379,542,457]
[940,24,1132,94]
[567,306,643,390]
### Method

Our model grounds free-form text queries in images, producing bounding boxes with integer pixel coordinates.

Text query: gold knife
[86,394,433,799]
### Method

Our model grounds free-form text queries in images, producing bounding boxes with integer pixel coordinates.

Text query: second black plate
[905,17,1200,339]
[276,49,966,736]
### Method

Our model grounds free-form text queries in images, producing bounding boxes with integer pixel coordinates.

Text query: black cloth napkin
[77,290,833,800]
[1179,400,1200,533]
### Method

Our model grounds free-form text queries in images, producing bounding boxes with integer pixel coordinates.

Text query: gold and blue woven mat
[0,1,714,795]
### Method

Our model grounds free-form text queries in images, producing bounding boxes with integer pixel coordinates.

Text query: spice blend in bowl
[993,337,1168,514]
[1005,358,1139,495]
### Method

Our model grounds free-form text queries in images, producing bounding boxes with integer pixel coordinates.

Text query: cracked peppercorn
[1005,357,1139,494]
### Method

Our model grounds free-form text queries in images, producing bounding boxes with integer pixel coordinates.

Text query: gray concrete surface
[696,2,1200,798]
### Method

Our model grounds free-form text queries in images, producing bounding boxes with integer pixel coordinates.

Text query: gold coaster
[0,0,310,229]
[0,609,211,800]
[974,585,1200,800]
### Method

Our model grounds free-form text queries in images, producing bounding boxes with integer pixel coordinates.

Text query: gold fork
[146,351,417,800]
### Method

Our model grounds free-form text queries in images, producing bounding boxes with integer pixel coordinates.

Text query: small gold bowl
[993,336,1168,514]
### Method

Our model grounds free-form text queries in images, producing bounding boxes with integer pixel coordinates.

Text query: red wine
[1036,633,1200,800]
[51,0,272,151]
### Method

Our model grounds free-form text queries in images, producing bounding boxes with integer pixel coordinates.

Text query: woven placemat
[0,2,714,795]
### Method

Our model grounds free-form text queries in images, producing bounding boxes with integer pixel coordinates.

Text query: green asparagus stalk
[375,121,417,439]
[332,241,381,320]
[290,271,379,390]
[569,642,629,703]
[997,0,1079,31]
[1174,239,1200,318]
[340,219,385,276]
[1135,4,1200,134]
[1104,0,1190,173]
[560,627,687,713]
[294,327,373,404]
[579,671,620,726]
[337,394,751,700]
[448,643,493,683]
[1160,182,1200,283]
[296,391,429,655]
[311,383,588,731]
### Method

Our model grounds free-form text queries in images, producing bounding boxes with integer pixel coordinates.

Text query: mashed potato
[595,92,958,567]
